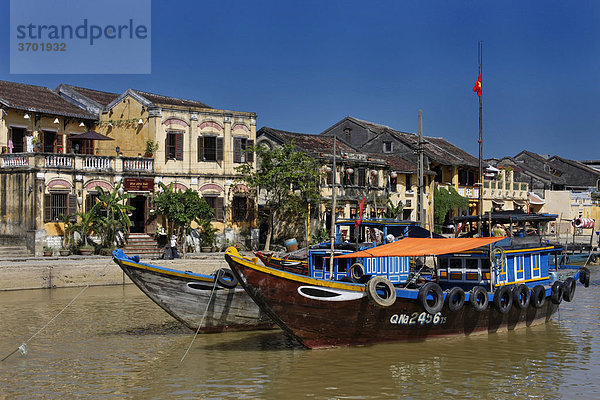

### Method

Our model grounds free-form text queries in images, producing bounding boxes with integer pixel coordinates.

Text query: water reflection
[0,270,598,399]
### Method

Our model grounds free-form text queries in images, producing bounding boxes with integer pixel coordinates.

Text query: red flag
[473,73,482,96]
[355,197,366,227]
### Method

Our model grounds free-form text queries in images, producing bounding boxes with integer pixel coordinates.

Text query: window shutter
[44,194,52,222]
[233,138,241,163]
[247,140,254,163]
[165,134,169,162]
[246,197,255,221]
[85,194,93,212]
[215,197,224,221]
[68,194,78,215]
[175,133,184,160]
[197,136,204,162]
[216,137,223,161]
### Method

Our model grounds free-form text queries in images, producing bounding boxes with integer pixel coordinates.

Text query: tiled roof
[0,80,95,119]
[259,126,361,157]
[58,84,120,107]
[131,89,212,109]
[345,116,479,167]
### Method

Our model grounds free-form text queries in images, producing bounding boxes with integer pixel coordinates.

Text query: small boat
[225,233,591,349]
[112,249,275,333]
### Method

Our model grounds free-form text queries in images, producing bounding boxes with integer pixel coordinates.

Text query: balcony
[0,152,154,174]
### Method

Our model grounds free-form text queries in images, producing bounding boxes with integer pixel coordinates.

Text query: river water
[1,268,599,400]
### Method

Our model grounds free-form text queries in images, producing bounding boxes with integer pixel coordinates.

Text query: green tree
[383,199,404,219]
[235,142,322,250]
[433,185,469,234]
[91,180,135,248]
[67,210,97,248]
[152,183,214,257]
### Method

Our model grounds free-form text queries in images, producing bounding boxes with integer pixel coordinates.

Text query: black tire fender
[579,267,590,288]
[366,276,396,307]
[417,282,444,314]
[215,268,238,289]
[445,287,465,312]
[469,286,488,312]
[551,281,563,304]
[493,285,513,313]
[531,285,546,308]
[512,284,530,309]
[562,277,576,302]
[590,254,598,264]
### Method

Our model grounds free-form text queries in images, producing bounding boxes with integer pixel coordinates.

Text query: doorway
[130,195,146,233]
[10,127,26,153]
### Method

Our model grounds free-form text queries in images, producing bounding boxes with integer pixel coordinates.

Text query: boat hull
[225,250,559,349]
[113,254,275,333]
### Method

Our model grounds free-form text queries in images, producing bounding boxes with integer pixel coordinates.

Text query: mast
[477,41,483,218]
[417,110,425,228]
[329,135,337,279]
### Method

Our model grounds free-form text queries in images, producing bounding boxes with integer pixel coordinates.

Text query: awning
[513,199,527,206]
[70,130,114,141]
[528,193,545,205]
[335,237,506,258]
[492,199,505,206]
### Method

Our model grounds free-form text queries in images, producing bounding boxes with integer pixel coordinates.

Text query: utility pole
[478,41,483,218]
[417,110,425,228]
[329,135,337,279]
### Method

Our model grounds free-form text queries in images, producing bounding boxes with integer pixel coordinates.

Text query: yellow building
[1,80,257,255]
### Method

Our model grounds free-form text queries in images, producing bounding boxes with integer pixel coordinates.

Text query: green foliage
[433,185,469,233]
[144,140,159,157]
[67,210,97,247]
[152,183,214,253]
[383,199,404,219]
[311,228,329,244]
[91,180,135,248]
[235,142,322,250]
[199,220,218,247]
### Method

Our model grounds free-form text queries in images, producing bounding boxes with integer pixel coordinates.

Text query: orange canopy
[335,237,506,258]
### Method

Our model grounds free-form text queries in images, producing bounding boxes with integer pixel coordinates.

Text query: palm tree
[68,210,97,247]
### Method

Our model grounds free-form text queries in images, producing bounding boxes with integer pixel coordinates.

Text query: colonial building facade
[1,80,257,254]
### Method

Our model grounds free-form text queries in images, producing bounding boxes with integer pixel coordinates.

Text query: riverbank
[0,252,235,291]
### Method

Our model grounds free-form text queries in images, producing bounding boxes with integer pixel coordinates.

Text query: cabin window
[313,255,324,270]
[233,138,254,163]
[465,258,479,269]
[198,136,223,162]
[438,258,449,269]
[166,131,184,160]
[337,258,350,273]
[449,258,462,268]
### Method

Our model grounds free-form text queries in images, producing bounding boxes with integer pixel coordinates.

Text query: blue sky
[1,0,599,161]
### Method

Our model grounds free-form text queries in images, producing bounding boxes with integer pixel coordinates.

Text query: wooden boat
[225,234,591,349]
[112,249,275,333]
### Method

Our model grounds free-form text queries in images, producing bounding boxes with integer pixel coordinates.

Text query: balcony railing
[0,152,154,174]
[82,156,113,171]
[0,154,29,168]
[123,157,153,172]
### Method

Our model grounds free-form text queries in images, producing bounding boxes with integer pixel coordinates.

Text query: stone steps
[122,233,162,259]
[0,244,33,259]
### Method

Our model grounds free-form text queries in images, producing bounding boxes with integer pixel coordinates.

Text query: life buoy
[493,285,513,313]
[349,263,365,282]
[512,284,530,309]
[562,277,576,302]
[417,282,444,314]
[573,218,595,229]
[469,286,488,312]
[445,287,465,312]
[215,268,238,289]
[531,285,546,308]
[579,267,590,288]
[550,281,564,304]
[366,276,396,307]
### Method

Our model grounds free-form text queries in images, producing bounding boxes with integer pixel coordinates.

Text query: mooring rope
[179,269,222,365]
[1,259,113,362]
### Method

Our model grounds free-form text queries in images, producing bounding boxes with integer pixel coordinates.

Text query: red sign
[124,178,154,192]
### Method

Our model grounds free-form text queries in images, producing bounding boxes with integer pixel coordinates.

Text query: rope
[179,270,221,365]
[1,259,113,362]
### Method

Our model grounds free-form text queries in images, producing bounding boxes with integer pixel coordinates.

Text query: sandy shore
[0,253,236,291]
